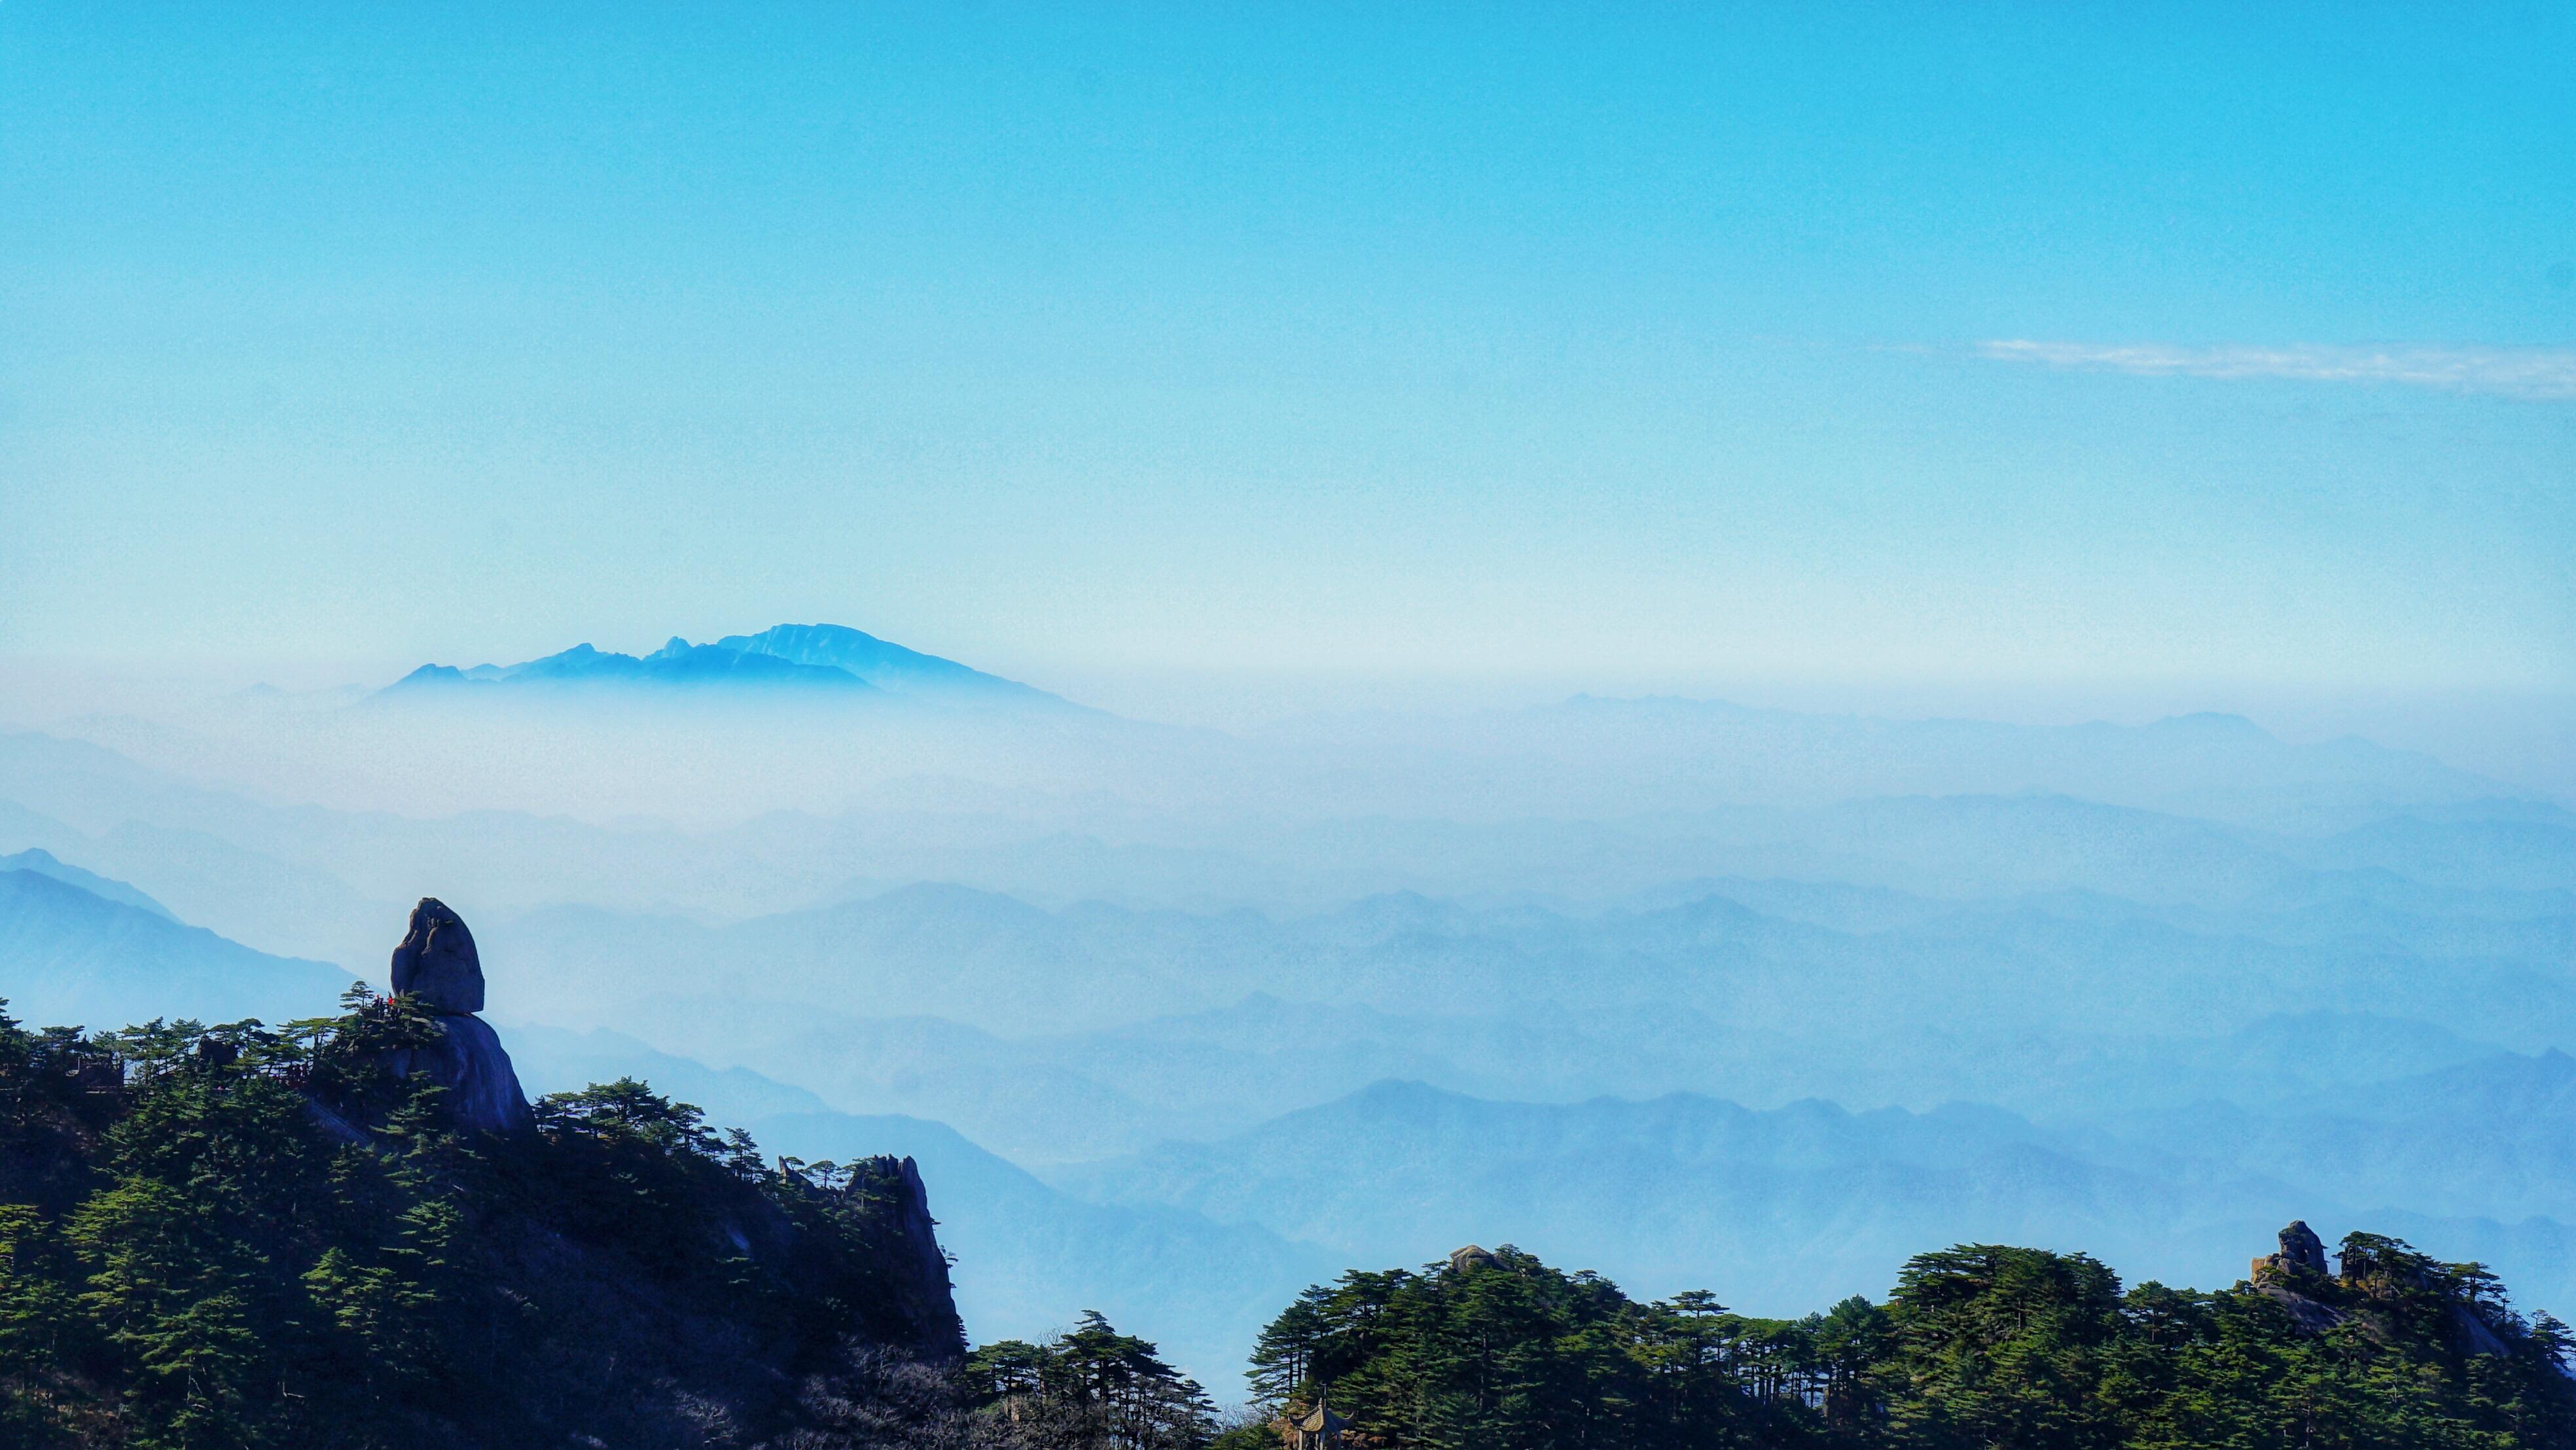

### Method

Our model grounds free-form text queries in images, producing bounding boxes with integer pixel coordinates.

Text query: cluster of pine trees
[960,1313,1222,1449]
[1236,1242,2576,1449]
[0,990,1234,1450]
[0,992,961,1449]
[778,1311,1225,1450]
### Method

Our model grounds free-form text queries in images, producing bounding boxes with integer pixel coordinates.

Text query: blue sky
[3,3,2571,707]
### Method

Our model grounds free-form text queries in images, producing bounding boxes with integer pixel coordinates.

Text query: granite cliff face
[384,897,534,1133]
[385,1012,535,1135]
[842,1154,970,1364]
[391,896,486,1014]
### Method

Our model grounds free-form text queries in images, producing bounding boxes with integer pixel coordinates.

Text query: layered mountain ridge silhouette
[388,622,1071,707]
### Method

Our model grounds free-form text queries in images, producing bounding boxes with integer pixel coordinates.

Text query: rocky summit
[384,897,533,1133]
[390,896,486,1014]
[0,936,968,1445]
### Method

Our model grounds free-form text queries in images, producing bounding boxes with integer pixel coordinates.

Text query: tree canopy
[964,1310,1220,1449]
[0,991,961,1449]
[12,985,2576,1450]
[1242,1240,2576,1449]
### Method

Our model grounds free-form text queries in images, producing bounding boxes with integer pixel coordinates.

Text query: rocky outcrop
[2250,1219,2331,1281]
[2249,1220,2348,1332]
[842,1156,968,1364]
[386,1012,535,1134]
[391,897,486,1014]
[2276,1220,2329,1275]
[2451,1301,2513,1358]
[1449,1245,1500,1275]
[2252,1280,2348,1334]
[386,898,533,1133]
[2246,1220,2518,1356]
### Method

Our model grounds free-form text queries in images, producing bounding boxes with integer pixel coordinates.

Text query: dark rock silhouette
[842,1156,969,1364]
[2251,1218,2332,1282]
[2276,1220,2330,1275]
[389,1012,535,1135]
[381,898,531,1133]
[391,897,485,1015]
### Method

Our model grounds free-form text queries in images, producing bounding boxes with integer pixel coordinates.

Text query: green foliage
[965,1311,1218,1449]
[0,992,965,1448]
[1244,1247,1798,1449]
[290,986,444,1123]
[0,998,125,1219]
[1247,1239,2576,1449]
[1875,1244,2132,1449]
[17,982,2576,1450]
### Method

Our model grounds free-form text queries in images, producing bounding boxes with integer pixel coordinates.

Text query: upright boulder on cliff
[2251,1219,2333,1283]
[2249,1220,2346,1334]
[384,897,532,1133]
[2276,1220,2330,1275]
[391,897,486,1014]
[1450,1245,1501,1275]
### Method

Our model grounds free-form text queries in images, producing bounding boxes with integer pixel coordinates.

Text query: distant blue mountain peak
[384,622,1071,708]
[2144,711,2274,739]
[0,848,179,921]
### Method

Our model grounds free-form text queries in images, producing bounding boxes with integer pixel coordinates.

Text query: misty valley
[3,626,2572,1447]
[10,3,2570,1440]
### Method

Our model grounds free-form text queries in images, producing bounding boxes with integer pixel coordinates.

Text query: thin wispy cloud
[1977,340,2576,400]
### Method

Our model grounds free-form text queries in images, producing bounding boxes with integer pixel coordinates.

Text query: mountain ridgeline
[385,622,1069,707]
[6,903,2576,1447]
[5,689,2576,1448]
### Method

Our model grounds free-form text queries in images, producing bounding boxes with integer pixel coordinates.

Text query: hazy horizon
[3,0,2571,1402]
[5,641,2571,810]
[6,5,2571,706]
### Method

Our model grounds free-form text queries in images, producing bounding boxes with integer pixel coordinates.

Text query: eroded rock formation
[2247,1220,2520,1355]
[2251,1220,2333,1282]
[843,1155,970,1364]
[387,897,533,1133]
[2276,1220,2329,1275]
[390,896,486,1014]
[1449,1245,1500,1275]
[2249,1220,2349,1332]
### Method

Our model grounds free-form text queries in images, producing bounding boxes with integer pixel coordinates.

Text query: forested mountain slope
[0,989,965,1448]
